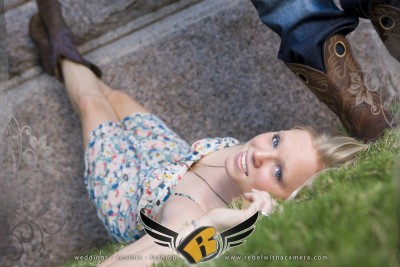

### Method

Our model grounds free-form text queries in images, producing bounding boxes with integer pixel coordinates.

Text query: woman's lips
[236,151,248,176]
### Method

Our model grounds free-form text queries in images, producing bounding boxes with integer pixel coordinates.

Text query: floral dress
[84,113,239,243]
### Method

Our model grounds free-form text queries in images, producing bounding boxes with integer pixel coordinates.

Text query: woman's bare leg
[97,81,148,120]
[61,59,150,148]
[61,59,118,149]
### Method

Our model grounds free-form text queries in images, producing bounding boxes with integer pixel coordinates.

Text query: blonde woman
[29,1,369,266]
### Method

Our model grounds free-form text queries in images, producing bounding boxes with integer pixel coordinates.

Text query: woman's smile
[236,150,248,176]
[241,151,249,176]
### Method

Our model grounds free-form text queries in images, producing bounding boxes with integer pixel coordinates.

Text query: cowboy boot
[341,0,400,62]
[286,34,394,142]
[33,0,101,82]
[29,14,52,75]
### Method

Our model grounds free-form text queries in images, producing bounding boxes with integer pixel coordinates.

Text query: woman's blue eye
[275,165,282,181]
[272,134,280,148]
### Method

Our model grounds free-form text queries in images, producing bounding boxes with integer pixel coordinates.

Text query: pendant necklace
[187,162,228,206]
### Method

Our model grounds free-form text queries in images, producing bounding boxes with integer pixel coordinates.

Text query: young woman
[29,1,369,266]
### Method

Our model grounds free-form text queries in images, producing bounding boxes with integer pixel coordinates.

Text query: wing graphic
[139,210,179,251]
[217,211,259,255]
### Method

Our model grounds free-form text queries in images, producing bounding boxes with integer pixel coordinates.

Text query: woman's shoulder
[189,137,240,155]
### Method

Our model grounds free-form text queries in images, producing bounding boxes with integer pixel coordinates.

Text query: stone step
[1,0,399,266]
[1,0,29,14]
[3,0,192,82]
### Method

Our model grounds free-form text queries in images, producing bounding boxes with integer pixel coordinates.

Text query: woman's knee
[78,93,112,115]
[106,90,132,103]
[103,89,148,116]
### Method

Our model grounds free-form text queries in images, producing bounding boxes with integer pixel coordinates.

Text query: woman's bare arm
[99,190,275,267]
[98,198,205,266]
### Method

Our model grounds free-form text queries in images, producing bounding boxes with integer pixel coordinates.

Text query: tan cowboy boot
[286,34,394,142]
[31,0,101,82]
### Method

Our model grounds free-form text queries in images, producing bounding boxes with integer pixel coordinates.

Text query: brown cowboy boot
[286,34,394,142]
[29,14,52,75]
[341,0,400,62]
[364,3,400,62]
[32,0,101,82]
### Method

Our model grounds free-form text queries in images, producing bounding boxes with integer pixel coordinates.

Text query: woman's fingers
[243,189,277,217]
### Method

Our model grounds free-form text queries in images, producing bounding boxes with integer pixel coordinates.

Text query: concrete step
[3,0,191,82]
[1,0,399,266]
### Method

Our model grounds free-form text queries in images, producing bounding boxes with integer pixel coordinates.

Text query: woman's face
[225,129,322,199]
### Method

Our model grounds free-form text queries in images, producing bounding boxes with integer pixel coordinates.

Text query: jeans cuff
[252,0,359,72]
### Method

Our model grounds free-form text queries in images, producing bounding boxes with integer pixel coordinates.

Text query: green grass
[64,128,400,267]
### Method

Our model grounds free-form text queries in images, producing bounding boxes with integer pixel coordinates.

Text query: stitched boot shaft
[36,0,66,36]
[33,0,102,82]
[341,0,400,62]
[286,34,394,142]
[29,14,52,75]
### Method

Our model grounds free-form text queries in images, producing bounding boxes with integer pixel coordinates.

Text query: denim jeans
[340,0,398,18]
[251,0,362,72]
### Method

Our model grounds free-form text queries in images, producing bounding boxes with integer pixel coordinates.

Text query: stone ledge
[2,0,201,88]
[4,0,186,79]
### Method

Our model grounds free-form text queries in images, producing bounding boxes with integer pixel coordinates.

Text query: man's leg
[341,0,400,62]
[250,0,394,142]
[340,0,399,17]
[251,0,359,72]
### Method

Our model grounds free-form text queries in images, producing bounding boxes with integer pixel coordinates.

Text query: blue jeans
[251,0,363,72]
[340,0,398,18]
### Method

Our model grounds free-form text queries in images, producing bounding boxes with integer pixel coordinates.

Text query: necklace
[187,162,228,206]
[195,162,224,168]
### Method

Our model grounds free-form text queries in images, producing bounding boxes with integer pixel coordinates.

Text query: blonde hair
[231,126,369,208]
[286,126,369,200]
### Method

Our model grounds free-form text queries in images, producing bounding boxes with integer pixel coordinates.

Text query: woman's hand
[243,189,277,217]
[203,189,276,230]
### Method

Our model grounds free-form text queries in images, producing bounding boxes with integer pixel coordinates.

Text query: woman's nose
[253,149,275,167]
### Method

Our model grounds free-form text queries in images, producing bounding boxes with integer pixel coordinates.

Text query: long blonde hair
[286,126,369,200]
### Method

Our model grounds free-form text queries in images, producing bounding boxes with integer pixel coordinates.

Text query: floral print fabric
[84,113,239,243]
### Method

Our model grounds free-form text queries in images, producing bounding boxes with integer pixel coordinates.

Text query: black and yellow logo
[139,210,259,264]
